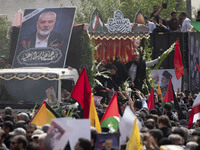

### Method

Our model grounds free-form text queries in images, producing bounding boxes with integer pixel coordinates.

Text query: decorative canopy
[87,8,149,64]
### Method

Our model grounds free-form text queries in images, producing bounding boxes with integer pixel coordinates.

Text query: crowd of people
[144,5,200,33]
[0,4,200,150]
[0,51,199,150]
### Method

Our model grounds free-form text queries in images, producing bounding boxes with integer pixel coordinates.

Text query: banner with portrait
[12,7,76,68]
[151,69,182,96]
[188,33,200,92]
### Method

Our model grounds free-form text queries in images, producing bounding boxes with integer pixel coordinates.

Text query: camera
[162,3,167,9]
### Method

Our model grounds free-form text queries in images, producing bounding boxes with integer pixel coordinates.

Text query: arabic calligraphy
[108,10,131,33]
[17,47,62,65]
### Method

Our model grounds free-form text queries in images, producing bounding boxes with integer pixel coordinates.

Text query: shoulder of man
[49,31,63,39]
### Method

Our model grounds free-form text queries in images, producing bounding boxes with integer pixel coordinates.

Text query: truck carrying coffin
[0,67,78,109]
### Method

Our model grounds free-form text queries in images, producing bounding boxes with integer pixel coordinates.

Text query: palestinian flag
[29,101,59,126]
[100,93,120,132]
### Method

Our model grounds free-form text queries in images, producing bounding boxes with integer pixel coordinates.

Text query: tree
[70,0,186,24]
[0,15,11,58]
[120,0,186,22]
[70,0,121,24]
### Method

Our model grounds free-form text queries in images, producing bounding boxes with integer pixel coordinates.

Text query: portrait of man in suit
[13,7,76,68]
[22,11,64,49]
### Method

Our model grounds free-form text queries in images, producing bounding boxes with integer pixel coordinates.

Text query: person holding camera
[153,18,170,33]
[150,5,164,23]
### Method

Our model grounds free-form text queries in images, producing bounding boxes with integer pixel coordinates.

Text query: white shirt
[128,58,159,82]
[148,21,156,33]
[181,18,193,32]
[35,35,49,48]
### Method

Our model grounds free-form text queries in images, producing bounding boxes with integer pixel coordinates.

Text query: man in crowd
[74,138,91,150]
[144,16,156,33]
[26,124,37,143]
[180,12,193,32]
[0,129,7,149]
[150,5,163,23]
[126,54,160,92]
[1,121,14,149]
[167,12,181,32]
[10,135,27,150]
[94,64,118,104]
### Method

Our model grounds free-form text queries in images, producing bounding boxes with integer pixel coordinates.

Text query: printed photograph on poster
[45,86,59,107]
[12,7,76,68]
[151,69,182,96]
[43,121,66,150]
[95,133,119,150]
[43,118,90,150]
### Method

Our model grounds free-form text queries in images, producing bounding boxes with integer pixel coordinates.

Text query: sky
[192,0,200,16]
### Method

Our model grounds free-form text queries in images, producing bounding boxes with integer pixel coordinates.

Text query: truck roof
[0,67,79,82]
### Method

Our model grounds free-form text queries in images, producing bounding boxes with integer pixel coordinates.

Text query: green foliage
[140,39,155,95]
[79,30,95,84]
[70,0,121,24]
[120,0,186,22]
[0,16,11,58]
[70,0,186,24]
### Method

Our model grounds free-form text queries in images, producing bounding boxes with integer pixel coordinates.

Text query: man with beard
[160,71,172,97]
[180,12,193,32]
[126,54,159,91]
[10,135,27,150]
[22,11,64,49]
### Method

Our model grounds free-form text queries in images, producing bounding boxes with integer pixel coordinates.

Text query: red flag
[71,68,92,118]
[163,78,173,103]
[174,38,184,80]
[195,62,200,74]
[147,88,155,110]
[162,78,184,119]
[188,93,200,128]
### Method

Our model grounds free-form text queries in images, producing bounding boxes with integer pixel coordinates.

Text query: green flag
[190,21,200,32]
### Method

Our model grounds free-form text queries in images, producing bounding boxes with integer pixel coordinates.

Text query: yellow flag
[29,101,58,126]
[89,94,102,133]
[126,117,143,150]
[157,82,163,102]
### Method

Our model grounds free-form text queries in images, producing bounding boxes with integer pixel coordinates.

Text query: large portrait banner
[151,69,182,97]
[12,7,76,68]
[188,33,200,91]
